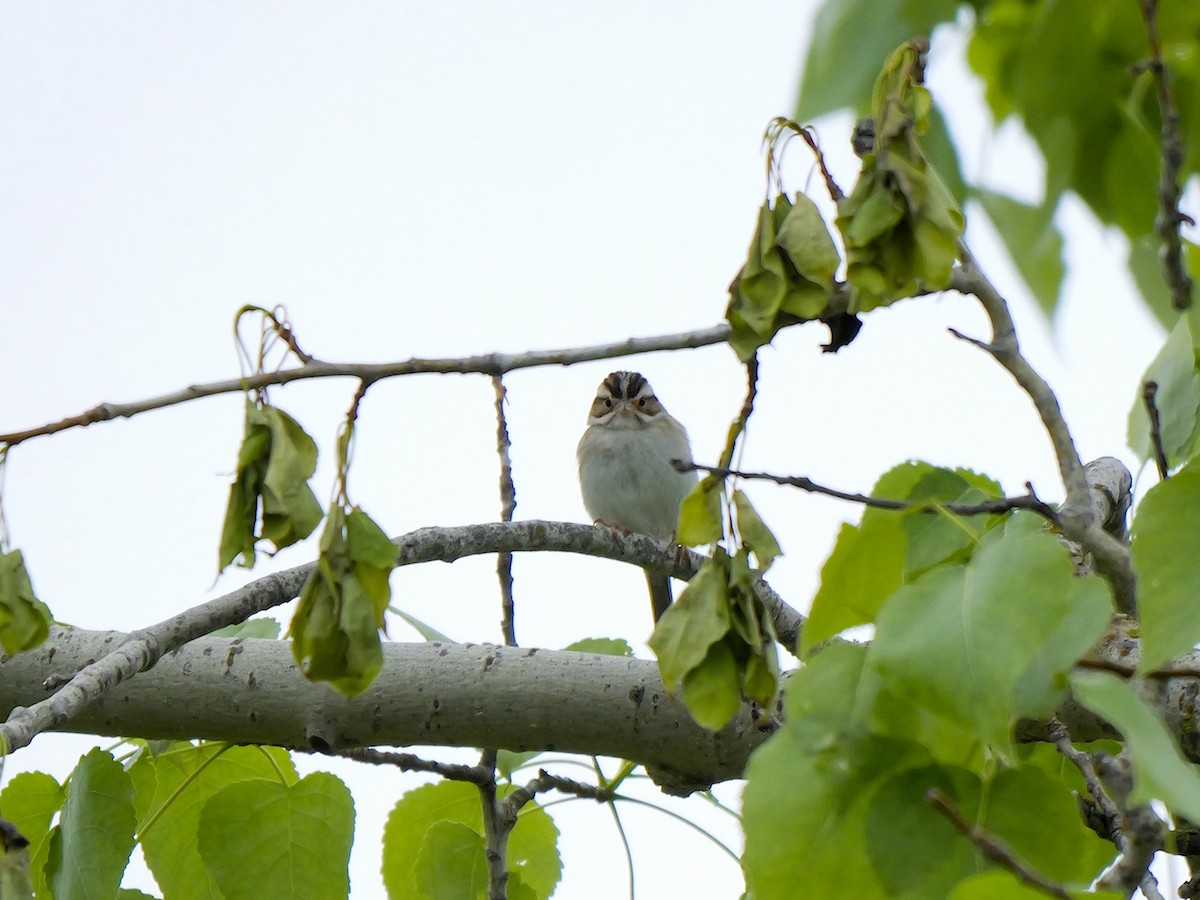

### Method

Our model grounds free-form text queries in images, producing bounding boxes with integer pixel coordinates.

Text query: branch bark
[0,521,802,756]
[0,626,769,793]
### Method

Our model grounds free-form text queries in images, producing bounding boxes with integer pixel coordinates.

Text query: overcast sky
[0,3,1172,897]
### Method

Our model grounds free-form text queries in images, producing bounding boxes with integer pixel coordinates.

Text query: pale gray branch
[0,627,770,792]
[0,520,802,755]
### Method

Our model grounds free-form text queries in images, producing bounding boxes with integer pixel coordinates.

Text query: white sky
[0,3,1171,898]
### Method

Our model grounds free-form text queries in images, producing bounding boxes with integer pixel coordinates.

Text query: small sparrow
[577,371,697,622]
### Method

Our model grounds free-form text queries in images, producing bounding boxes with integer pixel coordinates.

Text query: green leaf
[869,515,1112,756]
[804,461,989,652]
[1071,670,1200,822]
[679,639,743,731]
[0,772,63,900]
[390,606,453,642]
[865,765,980,896]
[563,637,633,657]
[209,617,281,639]
[949,869,1121,900]
[1132,460,1200,671]
[0,548,53,655]
[218,401,323,571]
[382,782,560,900]
[414,821,487,899]
[290,505,396,696]
[974,190,1065,317]
[259,406,324,553]
[794,0,959,123]
[1128,316,1200,467]
[1130,234,1185,329]
[505,800,561,898]
[676,477,723,546]
[45,749,136,900]
[197,772,354,900]
[496,750,542,781]
[134,743,297,900]
[649,555,730,688]
[0,830,34,900]
[775,193,840,287]
[982,765,1116,884]
[732,490,782,571]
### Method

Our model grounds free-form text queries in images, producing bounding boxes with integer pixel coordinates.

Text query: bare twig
[926,788,1073,899]
[950,255,1138,615]
[677,461,1059,522]
[1143,381,1171,480]
[491,376,517,647]
[476,747,510,900]
[0,520,803,755]
[1137,0,1195,312]
[0,325,732,447]
[308,745,491,784]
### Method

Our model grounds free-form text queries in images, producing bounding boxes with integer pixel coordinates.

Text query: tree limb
[0,521,803,755]
[949,256,1138,615]
[0,627,771,792]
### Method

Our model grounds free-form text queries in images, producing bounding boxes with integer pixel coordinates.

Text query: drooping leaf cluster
[289,503,397,697]
[727,39,963,359]
[651,481,781,731]
[218,399,323,571]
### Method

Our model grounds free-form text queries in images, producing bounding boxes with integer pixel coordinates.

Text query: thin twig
[308,745,491,784]
[1048,718,1118,837]
[677,461,1059,523]
[1137,0,1195,312]
[505,769,614,811]
[0,325,733,447]
[925,788,1073,899]
[1143,380,1171,480]
[477,748,509,900]
[491,375,517,647]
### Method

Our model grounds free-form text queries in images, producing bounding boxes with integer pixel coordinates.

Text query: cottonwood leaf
[868,515,1112,757]
[649,554,729,688]
[732,489,782,571]
[1132,460,1200,671]
[382,782,560,900]
[0,548,52,655]
[197,772,353,900]
[1128,316,1200,468]
[134,743,297,900]
[676,476,723,546]
[45,749,136,900]
[290,505,396,696]
[679,639,742,731]
[1072,670,1200,822]
[414,821,487,899]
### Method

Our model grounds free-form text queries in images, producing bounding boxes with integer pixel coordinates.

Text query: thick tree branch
[0,627,771,792]
[950,256,1138,615]
[0,521,802,755]
[0,326,732,447]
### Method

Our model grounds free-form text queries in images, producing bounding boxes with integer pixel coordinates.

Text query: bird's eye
[603,398,613,409]
[637,398,646,408]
